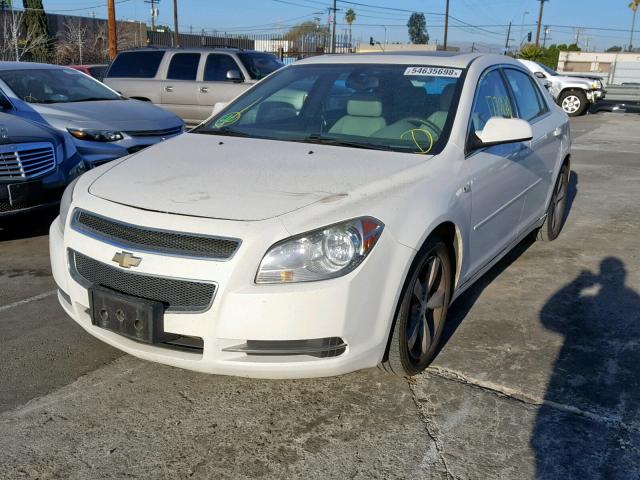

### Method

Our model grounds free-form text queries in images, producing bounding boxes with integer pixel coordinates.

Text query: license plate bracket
[8,180,44,206]
[89,286,169,344]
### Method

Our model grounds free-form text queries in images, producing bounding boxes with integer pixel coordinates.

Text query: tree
[57,19,88,64]
[606,45,623,52]
[285,21,329,52]
[407,12,429,44]
[0,7,48,60]
[519,44,545,61]
[22,0,50,59]
[344,8,356,50]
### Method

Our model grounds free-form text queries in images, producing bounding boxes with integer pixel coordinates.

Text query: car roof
[295,52,517,69]
[118,47,259,54]
[0,62,64,70]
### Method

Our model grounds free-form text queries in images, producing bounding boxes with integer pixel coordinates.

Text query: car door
[465,68,532,276]
[503,67,561,231]
[160,52,202,124]
[197,53,249,121]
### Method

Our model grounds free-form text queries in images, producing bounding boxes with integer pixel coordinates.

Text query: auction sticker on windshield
[404,67,462,77]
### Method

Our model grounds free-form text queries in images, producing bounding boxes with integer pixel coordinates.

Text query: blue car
[0,62,184,167]
[0,112,84,217]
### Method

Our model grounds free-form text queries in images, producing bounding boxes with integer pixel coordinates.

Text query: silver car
[0,62,185,166]
[104,48,283,125]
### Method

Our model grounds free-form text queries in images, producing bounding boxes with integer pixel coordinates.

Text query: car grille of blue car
[0,142,56,180]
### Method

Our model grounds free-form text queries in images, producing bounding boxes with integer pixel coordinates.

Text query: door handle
[164,86,174,92]
[553,127,562,138]
[462,181,472,193]
[200,87,209,93]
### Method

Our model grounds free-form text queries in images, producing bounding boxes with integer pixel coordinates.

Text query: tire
[382,236,453,377]
[538,162,570,242]
[559,90,588,116]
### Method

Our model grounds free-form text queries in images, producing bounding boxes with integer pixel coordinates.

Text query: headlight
[256,217,384,284]
[591,81,598,90]
[59,177,79,228]
[68,128,124,142]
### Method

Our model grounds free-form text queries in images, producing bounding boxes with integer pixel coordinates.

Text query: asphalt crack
[424,365,638,433]
[406,378,460,480]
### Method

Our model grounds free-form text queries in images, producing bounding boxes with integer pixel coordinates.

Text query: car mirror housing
[226,69,243,82]
[471,117,533,149]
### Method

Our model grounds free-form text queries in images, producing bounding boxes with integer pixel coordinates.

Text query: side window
[166,53,201,81]
[504,69,548,121]
[204,54,243,82]
[470,69,514,134]
[106,51,165,78]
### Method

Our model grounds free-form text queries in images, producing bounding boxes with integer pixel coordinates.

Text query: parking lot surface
[1,113,639,479]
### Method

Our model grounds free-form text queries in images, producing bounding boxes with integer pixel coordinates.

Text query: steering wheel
[403,117,443,138]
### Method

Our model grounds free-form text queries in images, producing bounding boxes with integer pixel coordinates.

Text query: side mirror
[471,117,533,149]
[534,71,546,79]
[211,102,228,116]
[226,69,242,82]
[541,79,552,90]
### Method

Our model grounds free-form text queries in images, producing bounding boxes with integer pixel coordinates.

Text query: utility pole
[630,1,638,51]
[471,41,475,52]
[504,21,512,54]
[535,0,548,47]
[443,0,450,50]
[144,0,160,31]
[542,25,549,48]
[172,0,179,46]
[330,0,337,53]
[107,0,117,60]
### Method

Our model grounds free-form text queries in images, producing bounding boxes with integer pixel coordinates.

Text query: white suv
[104,48,283,125]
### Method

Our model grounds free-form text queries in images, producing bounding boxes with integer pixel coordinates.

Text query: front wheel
[382,237,452,377]
[539,163,570,241]
[559,90,588,116]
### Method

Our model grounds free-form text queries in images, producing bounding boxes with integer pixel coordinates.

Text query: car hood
[30,99,183,131]
[89,133,427,221]
[552,75,594,87]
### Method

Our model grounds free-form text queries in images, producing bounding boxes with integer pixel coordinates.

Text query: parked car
[0,112,84,218]
[51,52,571,378]
[104,47,284,125]
[0,62,184,167]
[68,64,109,82]
[518,59,606,116]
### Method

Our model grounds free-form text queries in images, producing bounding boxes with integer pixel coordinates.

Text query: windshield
[0,68,121,104]
[237,52,284,79]
[195,64,464,155]
[538,63,558,76]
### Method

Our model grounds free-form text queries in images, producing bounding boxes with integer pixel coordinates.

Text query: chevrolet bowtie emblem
[112,251,142,269]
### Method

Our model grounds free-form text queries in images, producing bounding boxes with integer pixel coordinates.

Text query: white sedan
[50,52,571,378]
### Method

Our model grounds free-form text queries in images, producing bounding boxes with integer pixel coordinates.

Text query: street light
[520,10,529,46]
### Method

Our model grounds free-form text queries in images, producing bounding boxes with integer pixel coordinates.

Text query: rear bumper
[49,205,413,379]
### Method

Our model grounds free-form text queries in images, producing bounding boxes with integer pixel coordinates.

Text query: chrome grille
[72,210,241,260]
[123,126,183,137]
[0,142,56,180]
[69,250,216,312]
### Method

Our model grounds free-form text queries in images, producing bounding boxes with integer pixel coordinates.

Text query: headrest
[347,97,383,117]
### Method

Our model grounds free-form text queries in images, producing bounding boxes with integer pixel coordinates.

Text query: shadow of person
[531,257,640,479]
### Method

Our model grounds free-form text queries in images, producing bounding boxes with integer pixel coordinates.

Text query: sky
[39,0,640,52]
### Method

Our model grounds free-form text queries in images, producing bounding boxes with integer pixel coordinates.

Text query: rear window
[106,51,165,78]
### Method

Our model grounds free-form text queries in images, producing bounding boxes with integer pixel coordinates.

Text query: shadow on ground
[531,257,640,478]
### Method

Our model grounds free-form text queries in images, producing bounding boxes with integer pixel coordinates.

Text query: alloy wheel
[562,95,581,114]
[405,254,447,365]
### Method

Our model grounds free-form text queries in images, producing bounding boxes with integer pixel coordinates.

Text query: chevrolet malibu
[50,52,571,378]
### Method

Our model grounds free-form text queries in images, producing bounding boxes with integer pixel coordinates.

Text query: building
[558,51,640,85]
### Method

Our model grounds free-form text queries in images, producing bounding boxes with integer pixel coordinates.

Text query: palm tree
[630,0,640,51]
[345,8,356,50]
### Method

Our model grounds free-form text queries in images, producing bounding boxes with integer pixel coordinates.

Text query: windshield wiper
[298,134,397,151]
[194,127,253,138]
[67,97,119,103]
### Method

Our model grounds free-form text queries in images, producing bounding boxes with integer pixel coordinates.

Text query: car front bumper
[0,153,84,217]
[49,199,413,378]
[74,130,183,166]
